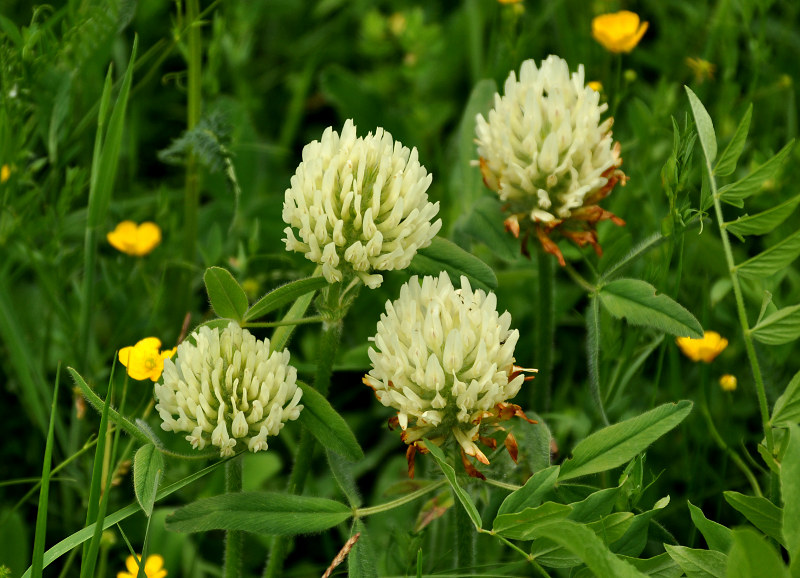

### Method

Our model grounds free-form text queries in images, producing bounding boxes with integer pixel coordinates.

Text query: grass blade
[31,365,61,577]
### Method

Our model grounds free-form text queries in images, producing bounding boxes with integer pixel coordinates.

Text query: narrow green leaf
[459,196,520,262]
[714,104,752,177]
[69,368,151,446]
[558,401,693,481]
[80,373,115,578]
[735,229,800,279]
[567,486,621,523]
[725,193,800,237]
[409,237,497,291]
[685,86,717,164]
[31,367,61,577]
[727,528,790,578]
[348,520,378,578]
[688,501,733,552]
[718,141,794,204]
[297,382,364,461]
[528,519,647,577]
[165,492,352,535]
[598,279,704,338]
[243,276,328,322]
[781,424,800,564]
[772,370,800,427]
[203,266,249,321]
[497,465,560,516]
[611,496,670,557]
[723,491,785,546]
[664,545,727,578]
[751,303,800,345]
[493,501,572,540]
[424,440,482,530]
[22,460,226,577]
[88,38,138,227]
[134,444,164,517]
[531,512,634,568]
[270,290,314,354]
[327,450,362,508]
[616,553,683,578]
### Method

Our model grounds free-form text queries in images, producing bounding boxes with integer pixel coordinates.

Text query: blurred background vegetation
[1,0,799,575]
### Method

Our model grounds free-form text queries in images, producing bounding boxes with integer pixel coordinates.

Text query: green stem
[265,301,345,578]
[224,456,243,578]
[477,529,549,576]
[534,251,555,412]
[699,364,762,496]
[455,499,476,574]
[181,0,202,315]
[707,160,774,456]
[244,316,326,328]
[354,480,447,517]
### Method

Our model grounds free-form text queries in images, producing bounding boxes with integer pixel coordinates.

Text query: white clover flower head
[363,272,535,476]
[475,55,627,265]
[283,119,442,289]
[155,322,303,457]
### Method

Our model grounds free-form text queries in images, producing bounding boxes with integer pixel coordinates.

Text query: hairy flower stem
[265,298,345,578]
[224,455,243,578]
[534,250,555,412]
[455,500,476,574]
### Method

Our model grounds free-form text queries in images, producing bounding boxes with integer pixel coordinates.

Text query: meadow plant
[3,2,800,577]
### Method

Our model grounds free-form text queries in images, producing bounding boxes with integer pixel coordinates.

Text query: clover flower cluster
[155,322,302,457]
[475,55,626,264]
[364,273,532,469]
[283,119,442,288]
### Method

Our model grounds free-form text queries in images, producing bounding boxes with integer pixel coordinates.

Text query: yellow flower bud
[719,374,737,392]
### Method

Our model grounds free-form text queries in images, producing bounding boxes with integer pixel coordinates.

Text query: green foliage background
[1,0,800,576]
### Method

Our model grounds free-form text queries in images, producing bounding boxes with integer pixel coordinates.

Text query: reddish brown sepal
[479,435,498,450]
[536,225,566,266]
[504,215,520,238]
[496,402,537,424]
[406,445,417,479]
[460,449,486,480]
[388,415,400,430]
[504,431,519,463]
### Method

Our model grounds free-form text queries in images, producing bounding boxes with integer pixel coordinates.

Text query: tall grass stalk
[181,0,203,316]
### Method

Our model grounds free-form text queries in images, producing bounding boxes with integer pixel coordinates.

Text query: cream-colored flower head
[283,119,442,289]
[363,272,534,471]
[475,55,626,265]
[155,322,302,457]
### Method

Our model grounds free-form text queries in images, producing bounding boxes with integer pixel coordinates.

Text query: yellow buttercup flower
[719,374,737,392]
[587,81,603,93]
[118,338,177,382]
[1,164,10,183]
[592,11,649,53]
[675,331,728,363]
[107,221,162,256]
[118,554,167,578]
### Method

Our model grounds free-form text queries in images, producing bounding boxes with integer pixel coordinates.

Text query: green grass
[2,0,800,576]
